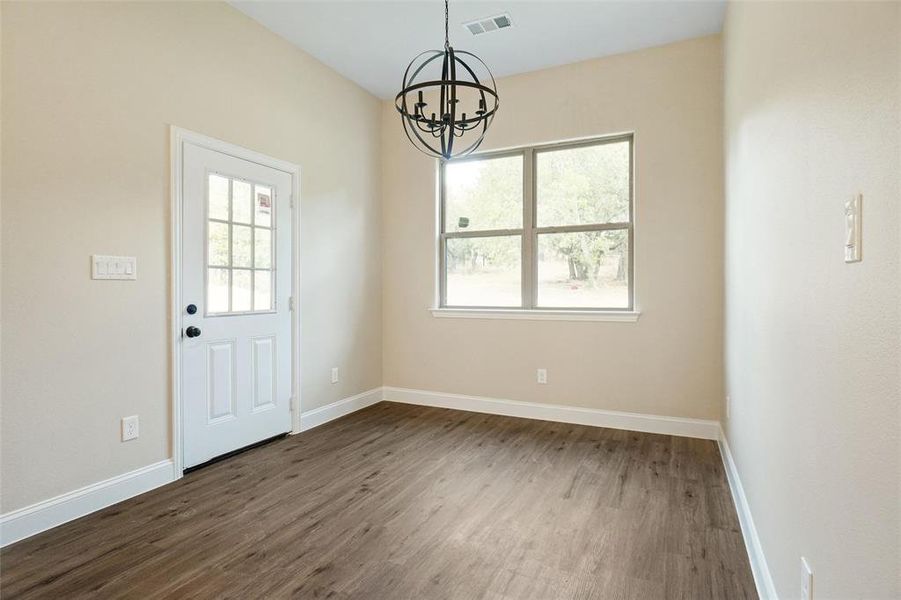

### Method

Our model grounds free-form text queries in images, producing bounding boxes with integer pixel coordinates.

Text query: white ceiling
[230,1,726,99]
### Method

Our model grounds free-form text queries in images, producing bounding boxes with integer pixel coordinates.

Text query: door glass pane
[536,229,629,308]
[254,228,272,269]
[446,236,521,307]
[445,155,523,232]
[206,174,278,316]
[255,185,272,228]
[233,180,252,224]
[208,268,229,313]
[209,174,229,221]
[536,141,630,227]
[254,270,272,311]
[232,225,252,268]
[232,269,252,312]
[208,221,229,267]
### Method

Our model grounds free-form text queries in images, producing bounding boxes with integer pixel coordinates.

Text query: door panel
[182,143,293,468]
[206,340,236,423]
[251,336,276,412]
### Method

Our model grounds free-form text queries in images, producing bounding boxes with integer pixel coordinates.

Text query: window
[207,173,275,315]
[439,134,633,312]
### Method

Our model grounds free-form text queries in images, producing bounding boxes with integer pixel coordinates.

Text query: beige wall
[382,36,724,420]
[723,2,900,598]
[0,1,382,512]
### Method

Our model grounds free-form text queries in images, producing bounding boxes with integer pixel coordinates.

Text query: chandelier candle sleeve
[395,0,499,160]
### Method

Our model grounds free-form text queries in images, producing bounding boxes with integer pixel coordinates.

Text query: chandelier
[395,0,499,160]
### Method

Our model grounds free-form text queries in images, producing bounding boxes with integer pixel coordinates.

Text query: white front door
[181,142,293,469]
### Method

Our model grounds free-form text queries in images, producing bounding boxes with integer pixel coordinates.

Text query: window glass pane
[446,236,521,307]
[208,221,229,267]
[208,268,229,313]
[232,269,252,312]
[445,155,523,232]
[255,185,272,228]
[536,141,630,227]
[536,229,629,308]
[254,228,272,269]
[209,174,229,221]
[232,225,252,268]
[254,270,272,311]
[233,180,252,224]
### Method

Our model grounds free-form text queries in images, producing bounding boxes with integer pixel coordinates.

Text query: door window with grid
[440,135,633,310]
[207,173,275,315]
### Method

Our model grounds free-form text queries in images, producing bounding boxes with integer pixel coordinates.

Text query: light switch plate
[844,194,862,263]
[801,556,813,600]
[92,255,137,280]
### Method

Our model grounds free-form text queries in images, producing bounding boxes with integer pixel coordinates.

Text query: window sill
[429,308,641,322]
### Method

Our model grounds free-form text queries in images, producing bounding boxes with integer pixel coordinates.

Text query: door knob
[185,326,202,338]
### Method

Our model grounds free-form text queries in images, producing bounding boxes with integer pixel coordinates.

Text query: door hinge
[288,296,295,311]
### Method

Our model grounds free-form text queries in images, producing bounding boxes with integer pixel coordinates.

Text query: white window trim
[430,307,640,322]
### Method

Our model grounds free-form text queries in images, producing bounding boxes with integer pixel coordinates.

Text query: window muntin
[206,173,276,315]
[439,134,633,311]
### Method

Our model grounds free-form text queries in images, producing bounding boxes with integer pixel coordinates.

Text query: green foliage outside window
[445,142,629,288]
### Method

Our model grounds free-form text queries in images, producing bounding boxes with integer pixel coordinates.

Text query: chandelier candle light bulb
[395,0,500,160]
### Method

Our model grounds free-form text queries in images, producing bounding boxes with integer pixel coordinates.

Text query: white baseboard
[382,386,720,440]
[1,387,383,549]
[298,387,384,432]
[0,459,176,548]
[718,428,778,600]
[0,387,746,581]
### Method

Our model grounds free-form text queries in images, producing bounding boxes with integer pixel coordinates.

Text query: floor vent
[463,14,513,36]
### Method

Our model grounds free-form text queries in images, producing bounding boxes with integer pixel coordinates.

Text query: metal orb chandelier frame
[395,0,499,160]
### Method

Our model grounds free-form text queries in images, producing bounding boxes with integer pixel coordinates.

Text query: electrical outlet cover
[122,415,139,441]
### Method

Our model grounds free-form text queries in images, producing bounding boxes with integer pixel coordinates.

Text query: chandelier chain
[444,0,449,49]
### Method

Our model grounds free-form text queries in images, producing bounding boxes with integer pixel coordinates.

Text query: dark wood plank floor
[1,402,757,599]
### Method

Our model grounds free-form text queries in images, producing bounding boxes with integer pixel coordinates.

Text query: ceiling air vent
[463,14,513,36]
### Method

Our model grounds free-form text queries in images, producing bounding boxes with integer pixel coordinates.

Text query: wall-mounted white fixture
[800,556,813,600]
[92,255,137,280]
[537,368,547,384]
[331,367,339,384]
[844,194,862,263]
[121,415,139,441]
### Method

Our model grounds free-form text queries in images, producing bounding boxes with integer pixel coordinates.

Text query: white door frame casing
[169,126,301,478]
